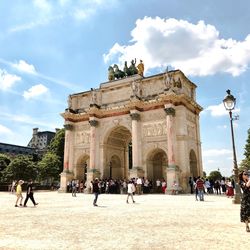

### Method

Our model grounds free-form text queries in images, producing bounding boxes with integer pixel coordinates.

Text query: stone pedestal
[86,169,100,193]
[58,171,74,193]
[166,165,180,194]
[129,167,144,179]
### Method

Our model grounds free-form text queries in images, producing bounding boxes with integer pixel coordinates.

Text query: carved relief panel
[74,124,91,145]
[142,121,167,137]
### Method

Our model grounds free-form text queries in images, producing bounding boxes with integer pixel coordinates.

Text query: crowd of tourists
[189,176,236,201]
[67,177,171,196]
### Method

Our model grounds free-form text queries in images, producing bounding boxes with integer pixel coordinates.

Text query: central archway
[103,125,131,180]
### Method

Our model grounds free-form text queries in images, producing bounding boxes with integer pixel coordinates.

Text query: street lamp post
[223,89,241,204]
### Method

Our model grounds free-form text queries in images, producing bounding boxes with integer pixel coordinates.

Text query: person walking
[24,179,38,207]
[239,171,250,232]
[93,178,100,206]
[15,180,24,207]
[136,177,142,195]
[226,179,234,198]
[126,180,135,204]
[195,176,205,201]
[71,179,77,197]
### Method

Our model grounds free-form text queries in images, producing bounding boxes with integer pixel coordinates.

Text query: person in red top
[195,177,205,201]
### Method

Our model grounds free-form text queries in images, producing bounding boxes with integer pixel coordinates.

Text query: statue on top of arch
[108,58,144,81]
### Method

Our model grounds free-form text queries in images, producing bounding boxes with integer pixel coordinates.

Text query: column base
[86,169,100,193]
[59,171,74,193]
[166,165,180,194]
[129,167,144,179]
[233,183,242,204]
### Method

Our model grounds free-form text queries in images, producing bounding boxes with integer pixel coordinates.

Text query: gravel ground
[0,191,248,250]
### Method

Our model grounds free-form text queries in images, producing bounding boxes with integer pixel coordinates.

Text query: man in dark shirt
[93,178,100,206]
[24,179,38,207]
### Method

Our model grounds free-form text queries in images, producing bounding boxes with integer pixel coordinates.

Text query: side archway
[75,154,90,182]
[189,149,198,177]
[146,148,168,184]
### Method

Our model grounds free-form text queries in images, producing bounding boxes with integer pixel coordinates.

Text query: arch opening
[146,148,168,185]
[104,125,131,180]
[189,149,198,177]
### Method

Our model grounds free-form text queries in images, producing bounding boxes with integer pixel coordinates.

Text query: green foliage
[244,129,250,159]
[1,155,38,182]
[47,128,65,172]
[240,128,250,171]
[208,170,222,181]
[37,152,61,182]
[203,171,207,178]
[239,158,250,172]
[0,154,11,181]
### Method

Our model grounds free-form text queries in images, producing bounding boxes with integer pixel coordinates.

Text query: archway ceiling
[107,127,131,147]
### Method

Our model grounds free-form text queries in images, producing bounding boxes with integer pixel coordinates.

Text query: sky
[0,0,250,177]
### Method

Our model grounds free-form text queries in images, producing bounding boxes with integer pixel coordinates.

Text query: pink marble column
[63,124,73,172]
[164,106,176,166]
[130,112,140,168]
[164,105,179,193]
[89,119,98,170]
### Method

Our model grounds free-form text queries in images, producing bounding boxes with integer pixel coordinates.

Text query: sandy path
[0,192,248,250]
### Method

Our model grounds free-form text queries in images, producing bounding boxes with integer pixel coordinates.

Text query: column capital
[89,120,98,127]
[164,107,175,116]
[130,113,140,121]
[64,124,73,130]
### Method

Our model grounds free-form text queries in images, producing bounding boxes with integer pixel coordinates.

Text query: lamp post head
[223,89,236,111]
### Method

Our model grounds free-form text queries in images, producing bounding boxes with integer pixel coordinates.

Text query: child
[15,180,24,207]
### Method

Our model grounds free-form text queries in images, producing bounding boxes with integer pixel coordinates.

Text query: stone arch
[103,125,132,179]
[189,149,198,177]
[110,154,122,179]
[146,148,168,184]
[75,154,90,181]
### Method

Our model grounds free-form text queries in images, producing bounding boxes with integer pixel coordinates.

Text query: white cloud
[33,0,52,13]
[0,69,21,90]
[23,84,49,100]
[13,60,36,74]
[205,103,240,117]
[104,17,250,77]
[10,0,115,33]
[202,149,232,157]
[0,124,13,135]
[0,111,59,129]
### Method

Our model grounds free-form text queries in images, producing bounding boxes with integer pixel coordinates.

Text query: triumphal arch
[60,68,203,193]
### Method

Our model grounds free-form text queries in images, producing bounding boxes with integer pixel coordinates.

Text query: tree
[1,155,38,182]
[203,171,207,178]
[37,152,61,183]
[47,128,65,172]
[239,128,250,171]
[208,170,222,181]
[0,154,11,181]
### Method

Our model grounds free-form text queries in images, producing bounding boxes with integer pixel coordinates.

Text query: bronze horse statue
[113,64,125,79]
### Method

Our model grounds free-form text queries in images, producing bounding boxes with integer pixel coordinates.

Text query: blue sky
[0,0,250,177]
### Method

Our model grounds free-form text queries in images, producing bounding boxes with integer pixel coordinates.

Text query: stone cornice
[61,92,203,122]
